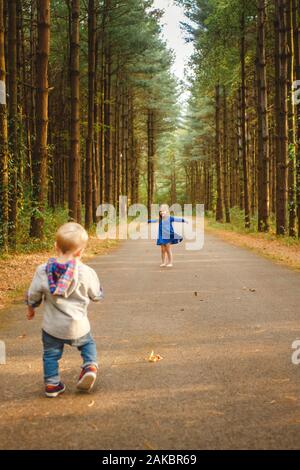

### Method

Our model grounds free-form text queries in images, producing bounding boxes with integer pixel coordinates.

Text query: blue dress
[148,216,186,246]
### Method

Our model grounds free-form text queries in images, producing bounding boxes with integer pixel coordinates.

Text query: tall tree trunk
[147,109,155,215]
[85,0,96,228]
[256,0,270,232]
[69,0,81,222]
[293,0,300,237]
[240,4,251,228]
[8,0,18,248]
[29,0,50,239]
[223,86,230,222]
[0,0,9,250]
[275,0,288,235]
[287,0,296,236]
[215,84,223,222]
[104,48,112,204]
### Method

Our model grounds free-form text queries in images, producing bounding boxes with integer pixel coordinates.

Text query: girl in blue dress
[148,205,188,268]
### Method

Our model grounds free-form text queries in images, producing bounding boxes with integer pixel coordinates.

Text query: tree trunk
[68,0,81,222]
[256,0,270,232]
[223,86,230,222]
[85,0,96,228]
[29,0,50,239]
[104,48,112,204]
[287,0,296,236]
[8,0,18,248]
[147,109,155,215]
[293,0,300,237]
[240,5,251,228]
[215,84,223,222]
[275,0,288,235]
[0,0,9,250]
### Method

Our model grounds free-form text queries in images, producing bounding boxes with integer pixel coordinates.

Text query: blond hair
[56,222,89,254]
[159,204,169,214]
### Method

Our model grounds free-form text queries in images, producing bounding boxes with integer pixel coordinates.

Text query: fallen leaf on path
[144,441,156,450]
[148,350,163,363]
[194,291,198,296]
[180,308,185,311]
[88,400,95,407]
[207,410,225,416]
[249,288,256,292]
[18,334,26,339]
[271,378,290,383]
[285,396,298,402]
[269,400,276,404]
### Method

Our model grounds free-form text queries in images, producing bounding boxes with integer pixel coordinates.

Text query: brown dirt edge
[205,221,300,272]
[0,237,119,312]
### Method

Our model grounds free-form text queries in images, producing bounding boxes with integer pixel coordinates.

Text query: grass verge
[0,206,119,310]
[205,208,300,271]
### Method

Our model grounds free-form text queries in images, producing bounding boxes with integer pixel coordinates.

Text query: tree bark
[85,0,96,228]
[68,0,81,222]
[287,0,296,236]
[215,84,223,222]
[223,86,230,223]
[292,0,300,237]
[8,0,18,247]
[29,0,50,239]
[240,4,251,228]
[256,0,270,232]
[275,0,288,235]
[0,0,9,250]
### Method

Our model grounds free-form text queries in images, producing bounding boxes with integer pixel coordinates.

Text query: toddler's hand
[27,306,35,320]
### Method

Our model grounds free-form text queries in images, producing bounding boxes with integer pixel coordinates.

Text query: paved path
[1,233,300,449]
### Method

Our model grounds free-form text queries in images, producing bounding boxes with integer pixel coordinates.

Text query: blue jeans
[42,330,98,385]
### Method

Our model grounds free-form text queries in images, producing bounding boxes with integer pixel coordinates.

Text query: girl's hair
[56,222,88,254]
[159,204,169,219]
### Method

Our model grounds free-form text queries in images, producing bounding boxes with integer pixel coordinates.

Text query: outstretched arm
[147,219,159,224]
[172,217,188,223]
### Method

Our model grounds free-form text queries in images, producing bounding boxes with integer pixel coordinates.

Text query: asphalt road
[1,233,300,450]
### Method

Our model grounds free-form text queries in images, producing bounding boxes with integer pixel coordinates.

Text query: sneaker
[45,382,66,398]
[77,365,97,392]
[166,264,173,268]
[160,263,166,267]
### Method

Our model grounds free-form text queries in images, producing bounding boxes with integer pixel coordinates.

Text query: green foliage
[16,203,69,254]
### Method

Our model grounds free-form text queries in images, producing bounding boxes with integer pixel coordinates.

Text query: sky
[152,0,194,85]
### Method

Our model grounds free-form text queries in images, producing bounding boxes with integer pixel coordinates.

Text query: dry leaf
[249,288,256,292]
[144,441,156,450]
[207,410,224,416]
[148,350,163,363]
[285,396,297,402]
[194,291,198,296]
[88,400,95,407]
[18,334,26,339]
